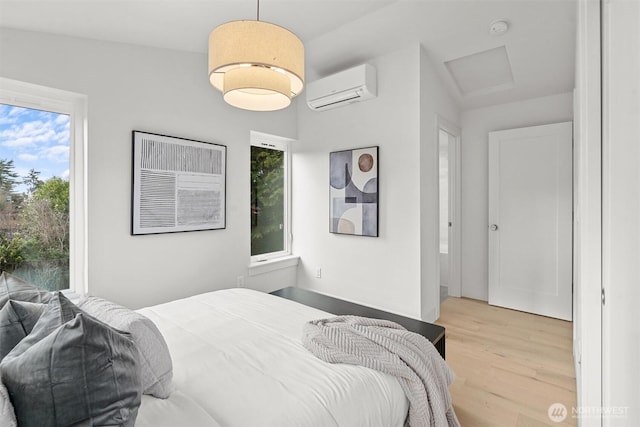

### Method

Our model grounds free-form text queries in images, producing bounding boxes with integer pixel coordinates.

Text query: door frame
[436,115,461,298]
[574,0,602,423]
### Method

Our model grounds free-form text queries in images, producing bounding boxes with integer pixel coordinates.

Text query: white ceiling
[0,0,577,110]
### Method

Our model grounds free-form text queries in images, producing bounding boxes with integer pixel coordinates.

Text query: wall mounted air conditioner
[306,64,377,111]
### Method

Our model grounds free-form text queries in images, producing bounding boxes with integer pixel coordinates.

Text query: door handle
[489,224,499,231]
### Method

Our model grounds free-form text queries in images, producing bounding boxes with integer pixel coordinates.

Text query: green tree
[251,147,284,255]
[0,159,22,235]
[0,233,26,272]
[23,169,43,195]
[31,177,69,215]
[21,177,69,258]
[13,176,70,290]
[0,159,19,195]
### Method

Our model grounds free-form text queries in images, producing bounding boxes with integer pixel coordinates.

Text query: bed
[0,271,455,427]
[135,288,411,427]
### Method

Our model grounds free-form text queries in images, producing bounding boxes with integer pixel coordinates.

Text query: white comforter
[135,288,408,427]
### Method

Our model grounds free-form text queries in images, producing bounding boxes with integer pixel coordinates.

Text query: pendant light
[208,0,305,111]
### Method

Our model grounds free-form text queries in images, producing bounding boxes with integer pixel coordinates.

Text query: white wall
[419,47,460,321]
[460,92,573,300]
[293,44,459,321]
[0,28,298,308]
[601,0,640,424]
[293,45,421,318]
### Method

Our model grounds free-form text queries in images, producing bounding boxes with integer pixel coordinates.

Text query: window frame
[0,77,88,297]
[250,131,293,264]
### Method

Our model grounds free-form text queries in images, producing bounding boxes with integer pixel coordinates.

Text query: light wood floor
[436,297,577,427]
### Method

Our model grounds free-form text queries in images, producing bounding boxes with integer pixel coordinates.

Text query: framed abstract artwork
[329,146,379,237]
[131,131,226,235]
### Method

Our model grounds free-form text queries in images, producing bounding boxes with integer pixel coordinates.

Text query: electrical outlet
[315,268,322,279]
[236,276,245,287]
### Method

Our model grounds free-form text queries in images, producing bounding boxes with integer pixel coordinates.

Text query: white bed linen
[135,288,408,427]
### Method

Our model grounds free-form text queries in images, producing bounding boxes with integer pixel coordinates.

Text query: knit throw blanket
[302,316,460,427]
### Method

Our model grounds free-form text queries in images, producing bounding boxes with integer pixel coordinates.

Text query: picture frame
[329,146,379,237]
[131,131,226,235]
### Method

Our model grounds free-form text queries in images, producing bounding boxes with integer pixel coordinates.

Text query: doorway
[437,117,461,300]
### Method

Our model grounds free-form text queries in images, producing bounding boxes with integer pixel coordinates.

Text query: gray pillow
[0,375,17,427]
[6,292,81,358]
[0,313,141,427]
[79,296,174,398]
[0,272,51,308]
[0,300,45,360]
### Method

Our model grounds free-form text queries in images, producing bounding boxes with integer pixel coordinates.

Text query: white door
[488,122,573,320]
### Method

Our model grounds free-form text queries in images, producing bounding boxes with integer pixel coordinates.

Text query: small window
[250,132,291,261]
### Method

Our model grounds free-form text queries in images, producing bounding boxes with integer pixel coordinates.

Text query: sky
[0,103,70,193]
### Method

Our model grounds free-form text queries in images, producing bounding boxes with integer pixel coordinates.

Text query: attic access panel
[445,46,515,96]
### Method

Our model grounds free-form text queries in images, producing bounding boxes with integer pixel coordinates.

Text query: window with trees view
[0,103,71,291]
[250,133,291,260]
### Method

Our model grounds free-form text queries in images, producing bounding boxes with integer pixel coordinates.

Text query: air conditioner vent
[306,64,377,111]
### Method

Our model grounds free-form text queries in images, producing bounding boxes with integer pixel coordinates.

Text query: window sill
[62,290,82,304]
[249,255,299,276]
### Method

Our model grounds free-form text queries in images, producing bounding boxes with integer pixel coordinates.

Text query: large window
[0,104,70,290]
[250,132,291,261]
[0,78,86,295]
